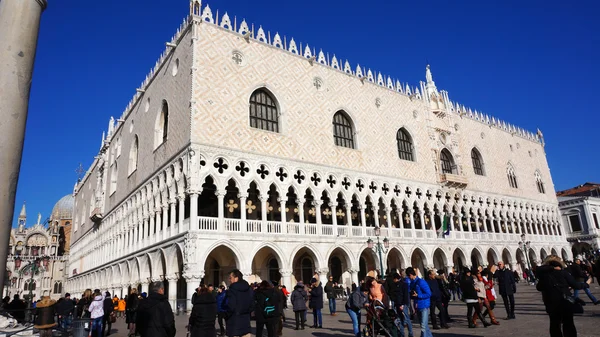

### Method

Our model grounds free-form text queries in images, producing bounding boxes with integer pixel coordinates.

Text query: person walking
[56,293,75,330]
[290,282,308,330]
[481,268,500,325]
[274,282,286,336]
[87,290,105,337]
[570,258,600,305]
[391,273,413,337]
[188,284,218,337]
[126,289,139,337]
[494,261,516,319]
[324,276,337,316]
[216,285,227,336]
[117,297,126,319]
[224,269,254,337]
[536,255,591,337]
[425,269,448,329]
[459,268,489,328]
[437,270,453,323]
[136,281,176,337]
[308,277,324,328]
[254,281,281,337]
[33,296,57,337]
[406,267,433,337]
[346,284,368,337]
[102,291,114,336]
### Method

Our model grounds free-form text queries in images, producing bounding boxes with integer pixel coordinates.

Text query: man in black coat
[136,281,176,337]
[570,259,600,304]
[425,270,448,329]
[308,278,324,328]
[225,269,254,337]
[323,276,337,316]
[494,261,516,319]
[102,292,114,336]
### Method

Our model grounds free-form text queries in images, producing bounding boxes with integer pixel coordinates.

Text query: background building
[557,183,600,257]
[66,1,569,310]
[5,195,72,300]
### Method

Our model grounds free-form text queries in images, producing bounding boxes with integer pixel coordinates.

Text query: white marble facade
[66,1,570,311]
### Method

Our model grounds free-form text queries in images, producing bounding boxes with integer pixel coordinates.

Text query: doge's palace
[66,1,570,311]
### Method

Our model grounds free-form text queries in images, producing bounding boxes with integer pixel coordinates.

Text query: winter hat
[296,281,304,287]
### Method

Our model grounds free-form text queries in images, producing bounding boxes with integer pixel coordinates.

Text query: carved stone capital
[279,269,293,277]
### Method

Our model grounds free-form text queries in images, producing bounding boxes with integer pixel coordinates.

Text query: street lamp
[518,234,533,283]
[367,226,390,277]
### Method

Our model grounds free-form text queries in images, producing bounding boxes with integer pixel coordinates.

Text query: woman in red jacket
[481,268,500,325]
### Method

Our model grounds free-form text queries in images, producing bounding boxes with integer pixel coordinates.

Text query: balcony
[439,173,468,189]
[90,207,103,224]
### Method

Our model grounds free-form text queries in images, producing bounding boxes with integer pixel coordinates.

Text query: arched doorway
[528,248,538,266]
[327,247,352,286]
[251,246,284,284]
[571,241,592,258]
[387,248,405,275]
[203,245,239,286]
[502,248,512,269]
[410,248,427,277]
[292,247,319,285]
[561,248,569,261]
[471,248,483,268]
[487,248,499,266]
[540,248,548,262]
[432,248,447,271]
[359,249,378,280]
[452,248,467,272]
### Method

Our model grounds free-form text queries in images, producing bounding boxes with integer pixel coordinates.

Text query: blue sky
[12,0,599,226]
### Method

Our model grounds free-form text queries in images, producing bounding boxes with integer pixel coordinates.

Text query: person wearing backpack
[290,282,308,330]
[254,281,281,337]
[345,284,368,337]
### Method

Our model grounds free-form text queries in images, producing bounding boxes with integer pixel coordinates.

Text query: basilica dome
[51,194,74,220]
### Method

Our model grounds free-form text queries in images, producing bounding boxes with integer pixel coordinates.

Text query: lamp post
[367,226,390,277]
[518,234,533,283]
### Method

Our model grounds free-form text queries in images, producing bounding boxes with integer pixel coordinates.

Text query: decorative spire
[18,201,26,219]
[425,64,438,98]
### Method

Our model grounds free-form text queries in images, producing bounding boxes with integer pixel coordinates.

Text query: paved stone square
[104,282,600,337]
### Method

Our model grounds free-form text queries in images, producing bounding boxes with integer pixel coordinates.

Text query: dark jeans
[102,313,112,335]
[218,312,227,335]
[466,302,485,325]
[313,308,322,327]
[294,310,306,329]
[91,317,103,337]
[549,308,576,337]
[430,299,446,327]
[256,320,277,337]
[501,294,515,317]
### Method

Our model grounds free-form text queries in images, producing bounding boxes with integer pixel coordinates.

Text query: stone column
[346,204,353,227]
[385,207,392,228]
[297,201,305,233]
[140,282,149,295]
[162,205,169,240]
[185,278,197,313]
[260,195,268,233]
[314,200,323,225]
[178,195,186,233]
[279,197,288,234]
[280,269,293,305]
[122,285,129,299]
[373,206,380,228]
[0,0,47,290]
[216,190,225,232]
[149,214,156,241]
[239,193,247,233]
[359,206,367,236]
[169,201,176,237]
[189,193,199,231]
[349,268,359,286]
[166,275,178,311]
[330,202,338,234]
[466,215,472,233]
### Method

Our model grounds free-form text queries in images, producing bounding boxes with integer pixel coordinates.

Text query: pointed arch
[396,127,415,161]
[471,147,485,176]
[154,99,169,149]
[249,88,279,132]
[507,162,518,188]
[440,148,457,174]
[332,110,355,149]
[535,170,546,194]
[128,135,139,175]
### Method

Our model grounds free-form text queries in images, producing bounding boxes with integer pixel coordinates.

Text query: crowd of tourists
[2,254,600,337]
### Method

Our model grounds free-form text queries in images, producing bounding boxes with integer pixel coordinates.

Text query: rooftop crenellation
[89,0,543,182]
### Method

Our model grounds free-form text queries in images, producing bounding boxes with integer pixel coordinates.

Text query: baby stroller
[363,299,398,337]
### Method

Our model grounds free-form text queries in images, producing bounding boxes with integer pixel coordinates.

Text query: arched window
[53,281,62,294]
[396,128,414,161]
[440,149,457,174]
[507,164,518,188]
[249,89,279,132]
[332,111,355,149]
[471,148,484,176]
[154,100,169,148]
[128,136,139,175]
[535,171,545,194]
[110,162,118,195]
